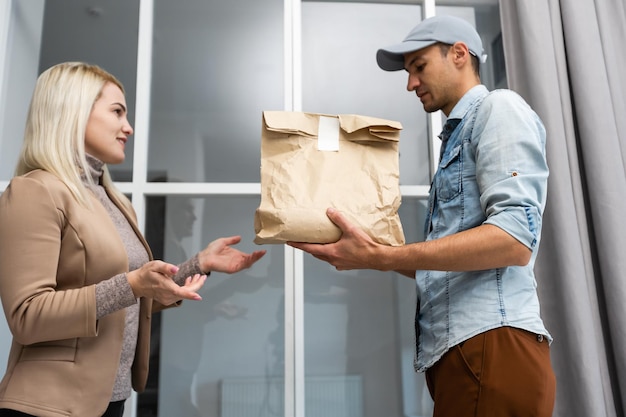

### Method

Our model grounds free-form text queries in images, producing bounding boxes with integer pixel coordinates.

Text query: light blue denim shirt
[415,85,551,372]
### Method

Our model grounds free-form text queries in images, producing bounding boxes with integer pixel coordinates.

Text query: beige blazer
[0,170,171,417]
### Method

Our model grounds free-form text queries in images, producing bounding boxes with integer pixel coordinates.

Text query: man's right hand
[288,207,384,271]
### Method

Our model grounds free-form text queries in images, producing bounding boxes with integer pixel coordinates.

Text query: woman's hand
[127,260,207,304]
[198,235,266,274]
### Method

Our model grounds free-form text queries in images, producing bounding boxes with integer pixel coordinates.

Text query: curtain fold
[499,1,626,416]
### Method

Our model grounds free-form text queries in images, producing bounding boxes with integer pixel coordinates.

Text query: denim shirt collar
[448,84,489,121]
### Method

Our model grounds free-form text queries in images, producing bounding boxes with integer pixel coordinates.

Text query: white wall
[0,0,10,165]
[0,0,45,180]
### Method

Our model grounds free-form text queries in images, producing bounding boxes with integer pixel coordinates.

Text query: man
[289,15,556,417]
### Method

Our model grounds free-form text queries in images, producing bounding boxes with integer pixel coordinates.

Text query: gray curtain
[499,1,626,416]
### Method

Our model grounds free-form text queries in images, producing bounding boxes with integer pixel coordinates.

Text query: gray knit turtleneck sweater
[84,155,204,402]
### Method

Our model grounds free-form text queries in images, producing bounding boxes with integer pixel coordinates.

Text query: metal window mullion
[424,0,436,18]
[423,0,443,180]
[115,182,261,196]
[130,0,154,234]
[428,112,443,179]
[284,245,305,417]
[125,1,153,416]
[284,0,305,416]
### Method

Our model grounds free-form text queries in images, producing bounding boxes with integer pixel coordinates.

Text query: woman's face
[84,82,133,164]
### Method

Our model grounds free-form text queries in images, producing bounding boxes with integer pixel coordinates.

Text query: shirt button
[537,334,544,343]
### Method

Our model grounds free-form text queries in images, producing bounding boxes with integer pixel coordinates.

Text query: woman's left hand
[199,235,266,274]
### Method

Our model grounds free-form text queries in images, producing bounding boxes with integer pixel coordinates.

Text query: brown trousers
[425,326,556,417]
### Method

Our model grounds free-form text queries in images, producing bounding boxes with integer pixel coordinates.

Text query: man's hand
[288,208,383,271]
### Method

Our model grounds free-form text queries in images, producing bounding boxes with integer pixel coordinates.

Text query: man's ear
[451,42,471,67]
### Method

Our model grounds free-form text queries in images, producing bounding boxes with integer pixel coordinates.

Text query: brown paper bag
[254,111,405,246]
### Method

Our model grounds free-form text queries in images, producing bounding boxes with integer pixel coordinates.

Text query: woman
[0,62,266,417]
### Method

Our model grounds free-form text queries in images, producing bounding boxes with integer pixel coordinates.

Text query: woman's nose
[123,119,134,135]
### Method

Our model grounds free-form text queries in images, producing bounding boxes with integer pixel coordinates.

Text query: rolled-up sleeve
[474,90,549,250]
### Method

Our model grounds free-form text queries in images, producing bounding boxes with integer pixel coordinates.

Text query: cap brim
[376,40,437,71]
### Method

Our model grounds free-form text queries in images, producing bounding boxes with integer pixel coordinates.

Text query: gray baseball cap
[376,15,485,71]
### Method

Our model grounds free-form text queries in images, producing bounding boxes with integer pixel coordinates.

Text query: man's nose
[407,74,420,92]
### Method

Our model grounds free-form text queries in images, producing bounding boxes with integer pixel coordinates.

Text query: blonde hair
[16,61,129,208]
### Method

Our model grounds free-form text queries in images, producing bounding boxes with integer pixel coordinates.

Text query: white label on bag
[317,116,340,151]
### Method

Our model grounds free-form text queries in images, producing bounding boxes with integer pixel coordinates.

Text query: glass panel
[436,2,505,90]
[301,3,435,415]
[302,2,430,186]
[142,195,284,417]
[147,0,284,183]
[303,197,432,417]
[37,0,140,182]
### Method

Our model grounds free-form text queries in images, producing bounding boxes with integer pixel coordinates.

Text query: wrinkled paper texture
[254,111,405,246]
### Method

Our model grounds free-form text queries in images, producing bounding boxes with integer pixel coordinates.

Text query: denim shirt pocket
[435,143,463,202]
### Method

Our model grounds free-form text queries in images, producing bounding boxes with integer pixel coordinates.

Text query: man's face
[403,44,457,116]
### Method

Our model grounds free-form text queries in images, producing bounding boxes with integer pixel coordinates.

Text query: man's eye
[415,64,425,72]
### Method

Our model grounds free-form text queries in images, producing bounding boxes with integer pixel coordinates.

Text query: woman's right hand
[126,260,207,305]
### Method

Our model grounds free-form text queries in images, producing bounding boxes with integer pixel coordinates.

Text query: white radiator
[221,375,363,417]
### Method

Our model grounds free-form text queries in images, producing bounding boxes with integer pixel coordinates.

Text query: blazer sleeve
[0,176,98,345]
